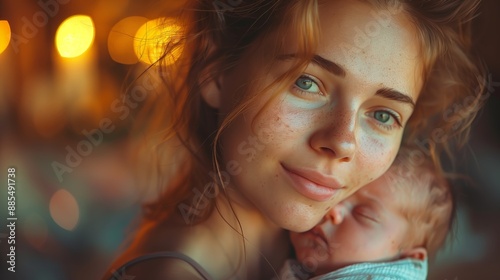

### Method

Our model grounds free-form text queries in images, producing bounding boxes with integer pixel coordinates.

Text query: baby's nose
[326,204,344,225]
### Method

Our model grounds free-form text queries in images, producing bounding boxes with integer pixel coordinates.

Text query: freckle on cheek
[363,139,390,161]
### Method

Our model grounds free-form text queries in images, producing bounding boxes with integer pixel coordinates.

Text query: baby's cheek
[387,238,405,256]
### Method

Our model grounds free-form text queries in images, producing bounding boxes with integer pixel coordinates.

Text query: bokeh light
[134,18,183,65]
[56,15,95,58]
[0,20,11,55]
[49,189,80,231]
[108,16,148,64]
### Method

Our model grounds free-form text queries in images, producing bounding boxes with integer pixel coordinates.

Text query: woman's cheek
[283,92,328,110]
[256,98,319,138]
[357,130,400,183]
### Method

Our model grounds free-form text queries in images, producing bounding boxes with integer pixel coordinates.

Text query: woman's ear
[400,247,427,261]
[199,72,223,109]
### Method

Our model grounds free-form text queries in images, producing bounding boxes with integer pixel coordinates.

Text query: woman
[103,0,485,279]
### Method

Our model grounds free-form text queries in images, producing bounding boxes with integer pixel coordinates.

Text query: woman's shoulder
[103,219,215,280]
[108,252,211,280]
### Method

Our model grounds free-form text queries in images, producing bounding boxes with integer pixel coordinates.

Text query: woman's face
[215,0,423,231]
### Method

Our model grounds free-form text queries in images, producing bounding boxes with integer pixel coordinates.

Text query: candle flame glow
[134,18,183,65]
[0,20,11,55]
[56,15,95,58]
[108,16,148,65]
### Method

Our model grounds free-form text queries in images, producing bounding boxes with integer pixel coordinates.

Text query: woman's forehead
[255,0,423,103]
[317,1,422,96]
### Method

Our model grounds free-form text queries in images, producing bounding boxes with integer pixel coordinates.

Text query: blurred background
[0,0,499,279]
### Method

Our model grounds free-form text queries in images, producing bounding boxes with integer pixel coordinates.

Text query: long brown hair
[133,0,485,225]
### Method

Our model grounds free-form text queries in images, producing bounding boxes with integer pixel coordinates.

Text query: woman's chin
[276,213,324,233]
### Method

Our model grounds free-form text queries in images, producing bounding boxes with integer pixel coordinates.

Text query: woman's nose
[309,110,356,162]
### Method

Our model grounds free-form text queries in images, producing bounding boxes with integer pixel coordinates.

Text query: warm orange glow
[134,18,183,65]
[49,189,80,231]
[56,15,95,58]
[108,16,148,64]
[28,76,67,138]
[0,20,11,55]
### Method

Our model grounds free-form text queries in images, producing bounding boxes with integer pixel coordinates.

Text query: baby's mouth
[311,226,329,250]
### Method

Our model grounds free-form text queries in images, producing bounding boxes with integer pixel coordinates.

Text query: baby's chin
[295,252,344,277]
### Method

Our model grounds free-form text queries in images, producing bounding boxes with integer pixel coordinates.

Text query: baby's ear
[400,247,427,261]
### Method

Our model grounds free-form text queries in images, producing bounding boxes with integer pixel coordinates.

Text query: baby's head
[290,150,453,276]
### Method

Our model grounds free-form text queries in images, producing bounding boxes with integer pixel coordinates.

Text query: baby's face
[290,172,410,276]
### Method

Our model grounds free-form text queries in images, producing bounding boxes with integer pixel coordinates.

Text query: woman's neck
[199,191,291,279]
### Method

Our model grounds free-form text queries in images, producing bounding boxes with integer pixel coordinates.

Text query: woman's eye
[369,110,402,130]
[293,75,321,95]
[374,111,391,123]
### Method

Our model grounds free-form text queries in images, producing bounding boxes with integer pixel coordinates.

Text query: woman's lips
[281,163,344,202]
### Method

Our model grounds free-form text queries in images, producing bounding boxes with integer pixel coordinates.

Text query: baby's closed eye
[354,206,379,223]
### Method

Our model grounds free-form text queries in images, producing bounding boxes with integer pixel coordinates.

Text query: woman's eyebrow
[275,53,346,77]
[376,87,416,109]
[311,55,346,77]
[310,56,416,108]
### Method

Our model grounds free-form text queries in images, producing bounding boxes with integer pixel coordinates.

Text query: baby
[280,149,454,280]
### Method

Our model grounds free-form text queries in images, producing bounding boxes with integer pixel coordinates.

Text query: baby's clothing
[278,258,427,280]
